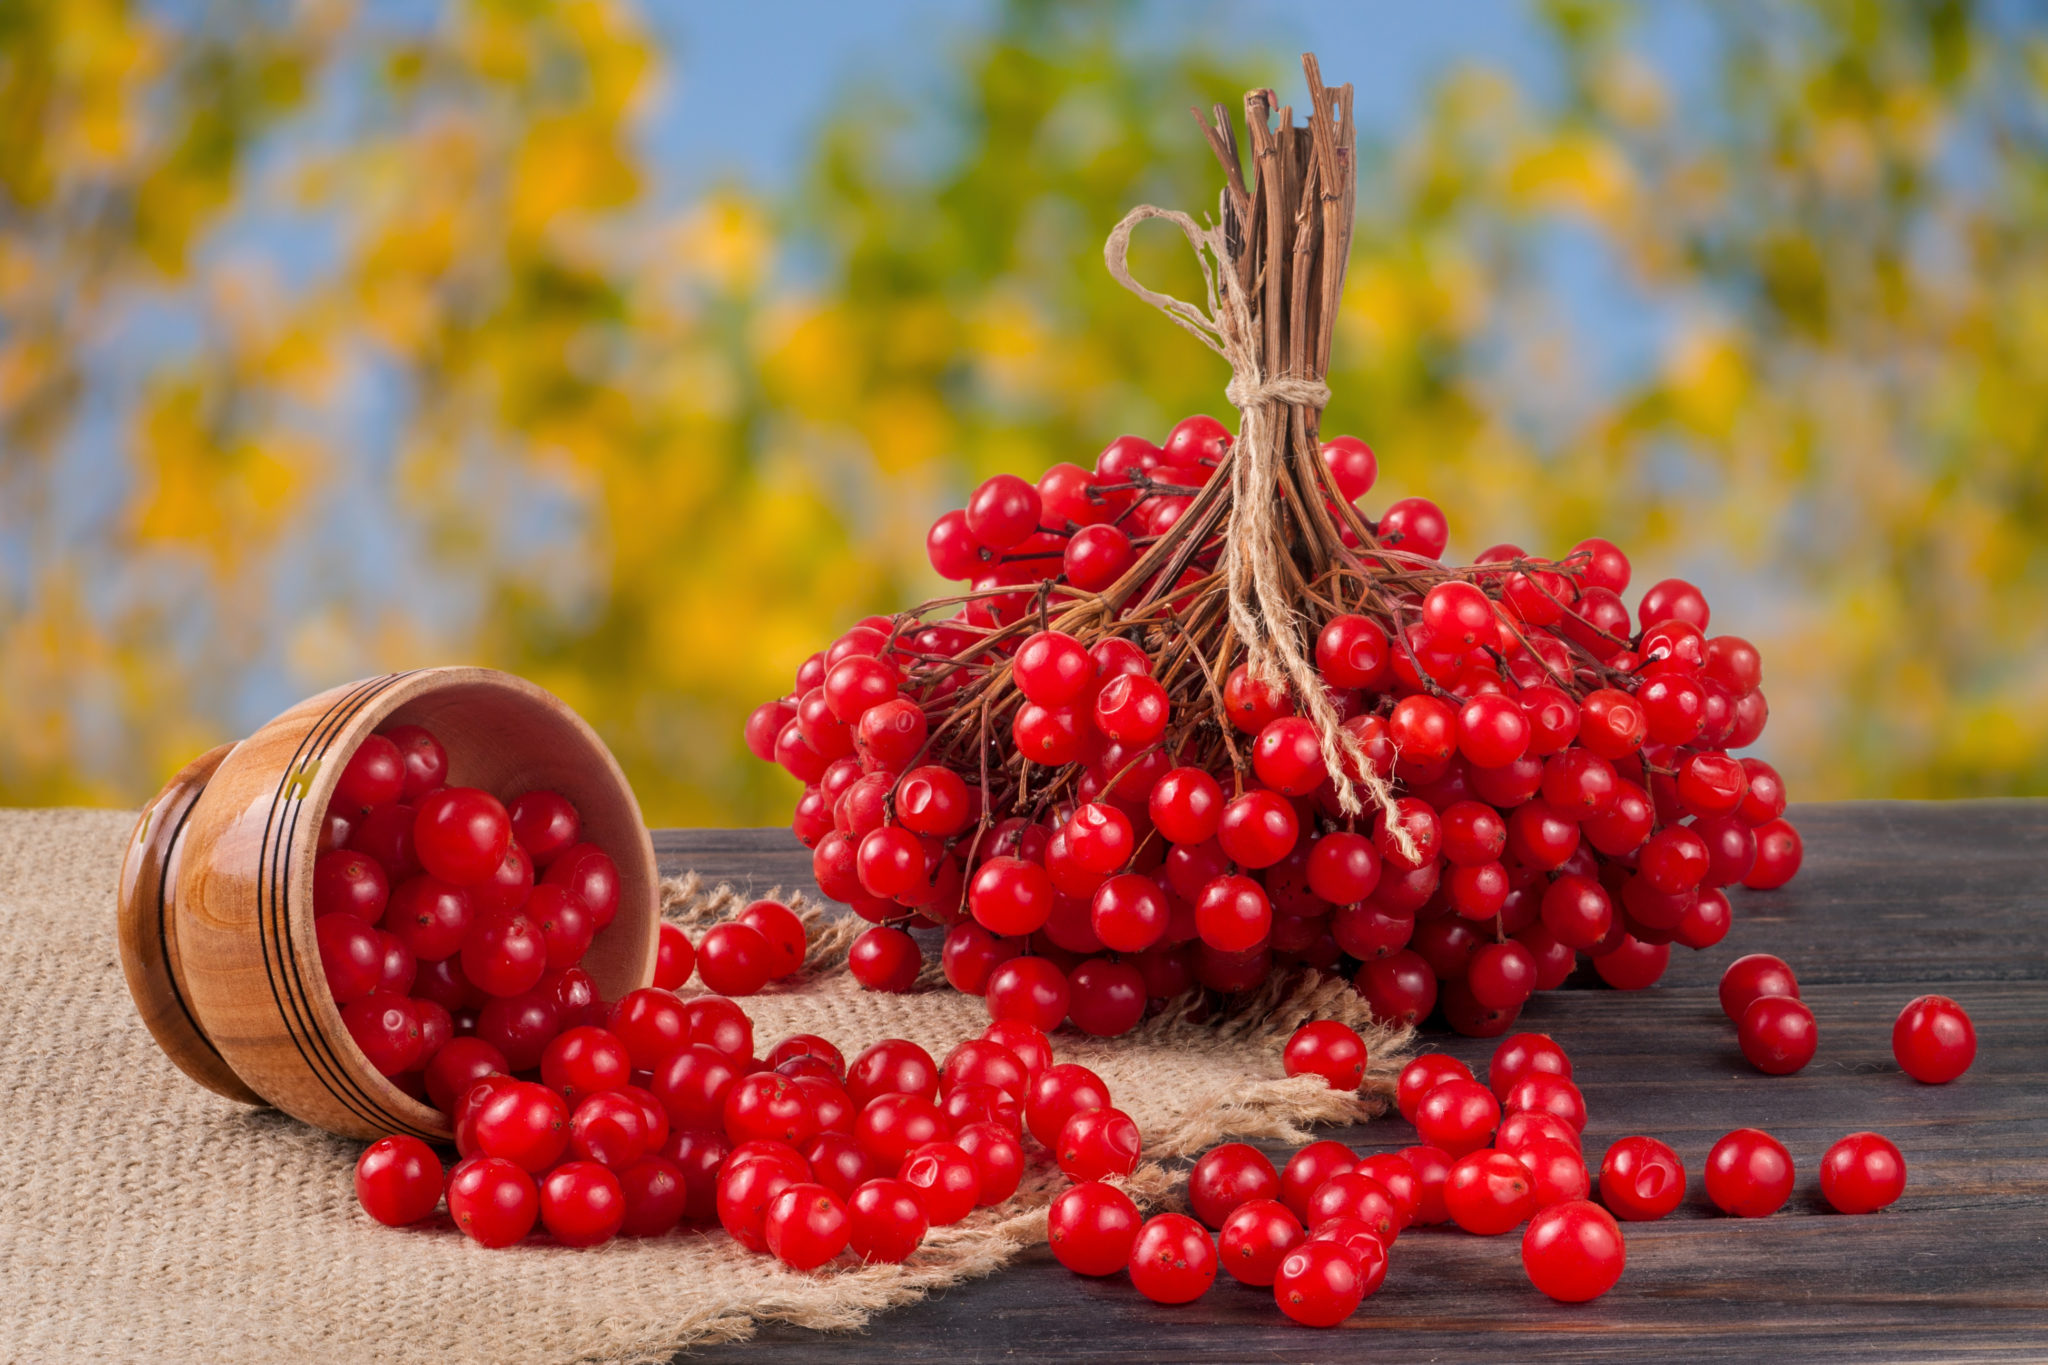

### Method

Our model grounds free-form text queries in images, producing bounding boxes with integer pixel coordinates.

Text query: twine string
[1104,205,1413,853]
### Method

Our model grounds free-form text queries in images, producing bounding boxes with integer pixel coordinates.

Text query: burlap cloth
[0,809,1412,1364]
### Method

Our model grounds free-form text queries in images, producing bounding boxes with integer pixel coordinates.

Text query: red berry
[470,1080,570,1173]
[447,1156,538,1247]
[900,1141,980,1225]
[966,473,1042,549]
[1719,952,1799,1021]
[926,508,987,579]
[1488,1032,1573,1101]
[1395,1054,1474,1123]
[1219,1198,1304,1287]
[1704,1128,1794,1218]
[697,922,773,996]
[1187,1142,1280,1228]
[539,1160,624,1247]
[1892,994,1976,1083]
[1414,1078,1500,1157]
[507,789,580,866]
[849,925,922,993]
[540,1025,630,1103]
[764,1181,850,1269]
[1422,581,1498,652]
[1014,630,1097,707]
[335,734,406,814]
[1578,688,1647,760]
[314,850,390,922]
[1521,1199,1626,1301]
[461,911,547,999]
[1065,958,1146,1037]
[1273,1239,1367,1327]
[846,1038,937,1107]
[1743,817,1802,888]
[717,1146,809,1252]
[341,993,423,1076]
[316,913,384,1006]
[1047,1179,1140,1276]
[424,1036,507,1115]
[615,1155,690,1237]
[1278,1140,1358,1222]
[1306,831,1381,906]
[1216,790,1299,868]
[1252,716,1327,796]
[1127,1212,1217,1303]
[1302,1171,1399,1245]
[1090,874,1169,954]
[1283,1020,1367,1091]
[1317,614,1392,690]
[1149,767,1224,845]
[1025,1063,1111,1147]
[1057,1106,1141,1182]
[1819,1132,1906,1214]
[952,1121,1025,1205]
[847,1176,929,1263]
[1444,1149,1536,1235]
[1739,995,1818,1075]
[413,787,512,887]
[379,723,448,801]
[1379,496,1448,559]
[1520,1138,1592,1208]
[970,857,1055,937]
[541,843,621,928]
[1318,435,1377,500]
[985,956,1069,1031]
[1095,673,1170,746]
[354,1135,443,1227]
[1223,663,1293,734]
[654,923,695,991]
[1194,874,1272,952]
[1598,1136,1686,1221]
[1592,934,1670,990]
[1503,1073,1588,1134]
[722,1072,818,1149]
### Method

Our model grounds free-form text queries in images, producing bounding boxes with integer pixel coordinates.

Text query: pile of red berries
[313,724,625,1095]
[353,979,1144,1255]
[1041,1026,1909,1325]
[746,418,1802,1037]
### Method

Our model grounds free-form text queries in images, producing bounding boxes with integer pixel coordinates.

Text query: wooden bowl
[116,667,660,1141]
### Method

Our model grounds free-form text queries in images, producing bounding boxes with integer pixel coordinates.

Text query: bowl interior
[378,678,658,1004]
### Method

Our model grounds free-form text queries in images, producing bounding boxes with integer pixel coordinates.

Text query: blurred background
[2,0,2044,826]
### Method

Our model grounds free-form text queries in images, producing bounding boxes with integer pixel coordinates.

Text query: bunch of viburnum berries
[744,60,1798,1040]
[743,414,1801,1041]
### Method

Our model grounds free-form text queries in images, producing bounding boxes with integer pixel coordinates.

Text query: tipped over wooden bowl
[116,666,659,1141]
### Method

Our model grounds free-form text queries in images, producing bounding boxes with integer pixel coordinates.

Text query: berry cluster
[313,725,625,1093]
[746,419,1802,1037]
[352,980,1145,1257]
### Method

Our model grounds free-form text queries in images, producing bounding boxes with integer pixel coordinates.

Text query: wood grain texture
[657,801,2048,1363]
[119,667,662,1141]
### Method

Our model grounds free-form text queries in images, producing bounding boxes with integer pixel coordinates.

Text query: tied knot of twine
[1223,375,1331,409]
[1104,204,1413,856]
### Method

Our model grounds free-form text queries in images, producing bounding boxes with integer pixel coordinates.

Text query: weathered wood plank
[657,801,2048,1363]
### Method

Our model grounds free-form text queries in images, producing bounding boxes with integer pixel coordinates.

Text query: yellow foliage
[0,0,2043,820]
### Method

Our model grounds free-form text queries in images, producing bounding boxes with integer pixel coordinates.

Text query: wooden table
[655,801,2048,1363]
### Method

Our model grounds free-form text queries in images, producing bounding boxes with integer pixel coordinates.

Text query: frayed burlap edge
[625,875,1415,1361]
